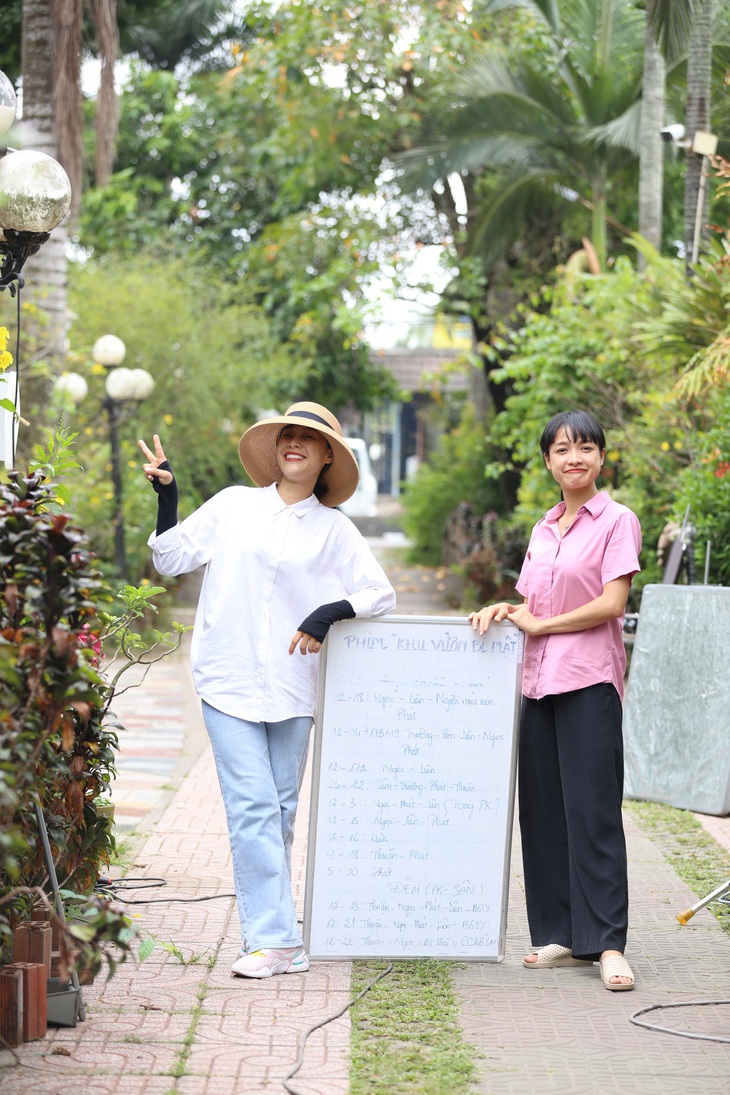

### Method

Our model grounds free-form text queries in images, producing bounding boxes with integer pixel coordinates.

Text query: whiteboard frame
[303,615,522,961]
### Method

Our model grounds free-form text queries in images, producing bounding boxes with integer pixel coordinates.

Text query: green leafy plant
[675,389,730,587]
[0,430,190,975]
[401,404,505,565]
[0,469,119,960]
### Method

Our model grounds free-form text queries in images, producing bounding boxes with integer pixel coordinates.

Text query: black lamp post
[92,335,155,579]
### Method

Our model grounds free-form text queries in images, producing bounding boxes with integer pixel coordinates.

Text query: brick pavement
[452,811,730,1094]
[3,524,730,1093]
[1,684,351,1095]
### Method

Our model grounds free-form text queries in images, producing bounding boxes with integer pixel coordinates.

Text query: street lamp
[0,69,16,135]
[0,67,72,466]
[92,335,155,579]
[54,371,89,406]
[0,64,72,293]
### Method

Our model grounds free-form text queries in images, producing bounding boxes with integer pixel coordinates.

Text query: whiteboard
[303,615,523,961]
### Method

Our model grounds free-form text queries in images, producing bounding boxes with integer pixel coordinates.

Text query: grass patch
[350,959,479,1095]
[168,980,208,1079]
[108,832,143,873]
[625,799,730,933]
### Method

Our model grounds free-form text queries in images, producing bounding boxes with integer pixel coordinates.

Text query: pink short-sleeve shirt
[515,491,641,701]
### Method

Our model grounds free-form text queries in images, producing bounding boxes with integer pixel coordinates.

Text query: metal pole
[35,804,86,1020]
[105,396,127,580]
[691,155,708,265]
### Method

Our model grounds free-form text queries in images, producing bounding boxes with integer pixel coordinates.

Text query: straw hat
[238,402,360,507]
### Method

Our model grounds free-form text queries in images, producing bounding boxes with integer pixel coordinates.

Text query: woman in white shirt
[139,402,395,979]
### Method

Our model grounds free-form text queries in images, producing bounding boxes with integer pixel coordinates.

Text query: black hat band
[286,410,334,430]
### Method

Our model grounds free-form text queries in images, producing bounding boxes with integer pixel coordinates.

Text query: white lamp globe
[93,334,126,366]
[104,367,136,402]
[127,369,155,400]
[0,70,16,136]
[55,372,88,405]
[0,150,72,233]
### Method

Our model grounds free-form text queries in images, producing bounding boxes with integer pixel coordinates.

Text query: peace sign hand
[138,434,174,486]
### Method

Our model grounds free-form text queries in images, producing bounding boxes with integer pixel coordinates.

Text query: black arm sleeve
[297,599,356,642]
[151,461,179,536]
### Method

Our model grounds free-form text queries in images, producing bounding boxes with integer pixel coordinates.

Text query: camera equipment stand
[35,803,86,1021]
[677,878,730,925]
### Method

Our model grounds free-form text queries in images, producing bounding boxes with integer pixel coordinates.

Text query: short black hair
[540,410,606,456]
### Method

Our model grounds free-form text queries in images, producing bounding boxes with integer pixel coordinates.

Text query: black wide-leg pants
[518,682,628,961]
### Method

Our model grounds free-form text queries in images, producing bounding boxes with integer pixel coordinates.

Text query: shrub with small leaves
[1,427,190,972]
[0,471,119,953]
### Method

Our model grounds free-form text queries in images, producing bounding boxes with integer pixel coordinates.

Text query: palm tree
[683,0,713,264]
[638,0,696,259]
[638,0,666,253]
[20,0,73,358]
[19,0,119,361]
[397,0,647,272]
[18,0,234,359]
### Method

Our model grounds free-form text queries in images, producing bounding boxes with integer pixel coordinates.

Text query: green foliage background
[0,0,728,592]
[400,404,504,565]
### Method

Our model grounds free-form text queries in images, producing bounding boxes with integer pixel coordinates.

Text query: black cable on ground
[93,877,236,903]
[95,876,391,1092]
[630,999,730,1044]
[282,961,394,1095]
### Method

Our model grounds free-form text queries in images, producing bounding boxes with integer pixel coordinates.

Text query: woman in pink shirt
[470,410,641,991]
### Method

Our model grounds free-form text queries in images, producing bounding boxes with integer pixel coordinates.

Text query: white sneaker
[231,946,310,978]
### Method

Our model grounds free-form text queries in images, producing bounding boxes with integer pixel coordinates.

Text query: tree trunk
[20,0,69,353]
[591,179,607,272]
[17,0,69,458]
[684,0,713,267]
[638,0,665,265]
[91,0,119,187]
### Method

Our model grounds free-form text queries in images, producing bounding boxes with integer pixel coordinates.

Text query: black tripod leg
[35,804,86,1021]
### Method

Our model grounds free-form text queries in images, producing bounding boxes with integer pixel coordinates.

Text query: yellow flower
[90,363,106,376]
[0,350,12,371]
[607,449,620,462]
[673,441,682,451]
[163,414,174,426]
[128,459,137,468]
[660,441,670,452]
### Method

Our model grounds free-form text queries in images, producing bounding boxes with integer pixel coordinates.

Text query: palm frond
[676,329,730,398]
[480,0,562,36]
[397,133,543,191]
[469,169,566,265]
[568,64,644,126]
[581,99,643,155]
[648,0,695,63]
[559,0,644,75]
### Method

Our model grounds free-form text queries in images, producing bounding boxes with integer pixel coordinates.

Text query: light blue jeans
[202,701,313,952]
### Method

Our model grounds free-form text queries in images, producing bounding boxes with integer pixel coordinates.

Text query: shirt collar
[262,481,321,517]
[545,489,611,525]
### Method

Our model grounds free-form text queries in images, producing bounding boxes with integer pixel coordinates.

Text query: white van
[340,437,378,517]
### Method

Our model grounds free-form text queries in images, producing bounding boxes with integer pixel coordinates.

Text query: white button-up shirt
[148,483,396,722]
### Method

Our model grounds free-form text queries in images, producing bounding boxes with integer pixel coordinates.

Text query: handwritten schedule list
[304,617,523,960]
